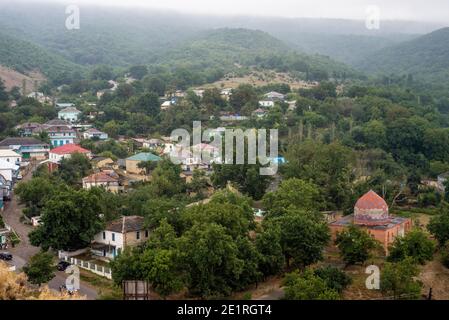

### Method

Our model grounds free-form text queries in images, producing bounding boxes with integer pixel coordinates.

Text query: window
[112,233,115,241]
[102,232,106,240]
[145,230,149,238]
[136,231,140,240]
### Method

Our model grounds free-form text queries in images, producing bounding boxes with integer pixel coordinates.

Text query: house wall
[0,155,21,164]
[51,137,75,147]
[58,112,80,122]
[93,230,124,254]
[124,230,149,247]
[126,160,144,175]
[83,181,120,193]
[330,218,413,255]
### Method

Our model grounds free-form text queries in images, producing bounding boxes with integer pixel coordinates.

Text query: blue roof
[126,152,162,162]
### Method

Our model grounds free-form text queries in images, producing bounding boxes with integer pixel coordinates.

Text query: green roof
[126,152,162,162]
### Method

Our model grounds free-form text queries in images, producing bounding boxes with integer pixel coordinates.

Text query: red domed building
[330,190,412,254]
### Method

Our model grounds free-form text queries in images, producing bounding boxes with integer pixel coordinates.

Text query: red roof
[50,144,90,155]
[355,190,388,212]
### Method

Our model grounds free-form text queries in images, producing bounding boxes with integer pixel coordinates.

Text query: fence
[60,255,112,280]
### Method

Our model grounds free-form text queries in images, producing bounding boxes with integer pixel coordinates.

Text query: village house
[91,216,149,260]
[329,190,412,254]
[0,149,21,165]
[43,119,77,147]
[49,144,92,163]
[91,157,116,170]
[82,171,121,193]
[193,89,205,98]
[27,92,52,104]
[55,102,75,109]
[252,108,268,118]
[0,159,20,192]
[264,91,285,101]
[220,88,233,100]
[258,100,275,108]
[125,152,162,175]
[83,128,109,140]
[0,137,49,160]
[58,107,81,123]
[15,122,45,137]
[144,138,164,149]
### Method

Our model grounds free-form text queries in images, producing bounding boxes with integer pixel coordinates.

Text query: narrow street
[1,165,99,300]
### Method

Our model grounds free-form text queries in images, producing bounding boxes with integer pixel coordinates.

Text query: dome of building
[354,190,389,226]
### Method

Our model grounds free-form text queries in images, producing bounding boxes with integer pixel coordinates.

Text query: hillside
[155,28,359,81]
[0,2,437,70]
[0,31,85,85]
[356,27,449,83]
[0,65,46,93]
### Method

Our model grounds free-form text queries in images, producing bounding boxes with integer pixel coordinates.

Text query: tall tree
[23,252,55,286]
[29,189,104,251]
[335,225,379,265]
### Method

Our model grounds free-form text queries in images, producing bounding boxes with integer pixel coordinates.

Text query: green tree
[0,78,8,102]
[137,160,158,175]
[56,153,92,186]
[212,163,272,200]
[133,92,160,116]
[229,84,258,113]
[314,266,352,293]
[273,210,330,268]
[255,223,285,277]
[283,269,340,300]
[178,223,244,298]
[110,248,144,286]
[29,189,104,251]
[388,229,435,264]
[428,203,449,246]
[335,225,379,265]
[128,65,148,80]
[23,252,55,286]
[15,177,61,217]
[187,170,209,199]
[380,257,422,300]
[263,178,321,217]
[283,140,355,210]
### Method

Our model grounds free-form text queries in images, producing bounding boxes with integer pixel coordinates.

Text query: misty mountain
[356,27,449,83]
[0,2,442,67]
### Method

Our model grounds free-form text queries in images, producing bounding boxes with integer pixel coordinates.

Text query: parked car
[0,252,13,261]
[56,260,71,271]
[16,174,23,180]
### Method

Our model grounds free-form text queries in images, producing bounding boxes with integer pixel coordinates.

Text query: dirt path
[419,258,449,300]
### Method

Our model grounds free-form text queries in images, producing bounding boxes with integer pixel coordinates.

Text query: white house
[264,91,285,101]
[259,100,275,108]
[58,107,81,123]
[91,216,149,259]
[49,144,92,163]
[55,103,75,109]
[0,150,21,165]
[83,128,108,140]
[0,159,20,183]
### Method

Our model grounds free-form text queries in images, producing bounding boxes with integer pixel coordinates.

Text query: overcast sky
[9,0,449,23]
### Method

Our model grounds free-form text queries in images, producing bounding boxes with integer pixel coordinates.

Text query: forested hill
[356,27,449,83]
[155,28,359,81]
[0,31,85,85]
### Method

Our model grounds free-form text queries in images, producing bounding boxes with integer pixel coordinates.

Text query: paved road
[1,165,98,299]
